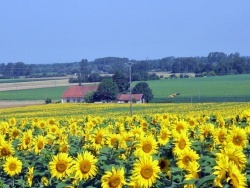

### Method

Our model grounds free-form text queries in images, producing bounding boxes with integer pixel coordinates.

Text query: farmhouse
[117,94,144,103]
[61,85,98,103]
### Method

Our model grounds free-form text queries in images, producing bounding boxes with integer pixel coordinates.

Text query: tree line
[1,52,250,79]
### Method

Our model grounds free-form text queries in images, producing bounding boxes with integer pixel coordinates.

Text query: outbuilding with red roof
[117,94,144,103]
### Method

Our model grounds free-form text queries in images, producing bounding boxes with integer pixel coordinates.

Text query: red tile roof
[62,85,98,98]
[117,94,143,101]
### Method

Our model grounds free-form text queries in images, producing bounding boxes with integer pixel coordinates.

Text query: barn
[61,85,98,103]
[117,94,144,103]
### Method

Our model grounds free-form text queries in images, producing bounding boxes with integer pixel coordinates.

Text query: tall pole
[129,64,132,116]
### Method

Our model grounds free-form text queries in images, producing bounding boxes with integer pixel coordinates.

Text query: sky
[0,1,250,64]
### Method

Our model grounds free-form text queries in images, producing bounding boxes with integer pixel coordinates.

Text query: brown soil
[0,100,45,108]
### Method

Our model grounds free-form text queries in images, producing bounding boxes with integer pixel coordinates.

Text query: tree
[79,59,89,83]
[84,91,95,103]
[94,78,119,102]
[132,82,153,103]
[112,70,129,93]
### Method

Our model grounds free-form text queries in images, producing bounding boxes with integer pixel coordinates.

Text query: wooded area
[1,52,250,80]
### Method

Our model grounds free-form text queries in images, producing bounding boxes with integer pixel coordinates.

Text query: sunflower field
[0,103,250,187]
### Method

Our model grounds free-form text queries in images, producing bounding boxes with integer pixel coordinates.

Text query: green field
[147,74,250,102]
[0,74,250,102]
[0,86,68,101]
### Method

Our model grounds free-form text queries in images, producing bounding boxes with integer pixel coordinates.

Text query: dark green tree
[94,78,119,102]
[112,70,129,93]
[79,59,89,83]
[132,82,153,103]
[84,91,95,103]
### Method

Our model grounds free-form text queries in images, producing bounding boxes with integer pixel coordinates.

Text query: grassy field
[147,74,250,102]
[0,74,250,102]
[0,86,68,101]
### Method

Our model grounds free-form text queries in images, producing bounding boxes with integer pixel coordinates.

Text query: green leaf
[196,175,216,187]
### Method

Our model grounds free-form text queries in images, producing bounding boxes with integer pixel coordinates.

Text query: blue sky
[1,1,249,64]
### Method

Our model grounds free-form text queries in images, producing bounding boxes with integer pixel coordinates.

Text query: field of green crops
[0,74,250,102]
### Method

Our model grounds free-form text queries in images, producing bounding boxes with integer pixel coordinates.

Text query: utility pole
[125,62,133,116]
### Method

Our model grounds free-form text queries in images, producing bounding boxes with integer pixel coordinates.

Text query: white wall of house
[61,97,84,103]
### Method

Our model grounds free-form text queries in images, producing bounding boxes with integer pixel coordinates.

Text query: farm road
[0,79,72,91]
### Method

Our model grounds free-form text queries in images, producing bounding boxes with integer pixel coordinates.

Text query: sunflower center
[142,143,152,153]
[37,141,44,150]
[141,165,153,179]
[161,132,168,140]
[60,144,69,153]
[176,125,184,133]
[9,162,17,171]
[182,156,191,165]
[1,148,10,156]
[56,161,67,173]
[233,136,242,146]
[12,130,19,137]
[111,138,118,146]
[80,160,91,174]
[218,133,225,143]
[25,137,31,145]
[108,175,121,187]
[178,139,186,149]
[95,135,102,144]
[158,159,169,171]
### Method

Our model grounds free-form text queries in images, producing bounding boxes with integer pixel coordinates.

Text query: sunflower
[106,133,121,149]
[27,167,34,187]
[216,146,247,171]
[72,151,98,181]
[198,123,215,141]
[9,127,20,140]
[213,127,227,146]
[58,140,70,153]
[101,167,126,188]
[131,155,160,188]
[213,156,229,187]
[157,127,171,146]
[3,156,22,176]
[158,158,170,173]
[177,148,199,169]
[49,153,73,179]
[226,126,247,149]
[134,135,158,157]
[34,135,47,154]
[41,176,49,186]
[20,130,33,150]
[185,162,200,180]
[227,162,246,188]
[0,141,15,158]
[173,132,192,156]
[90,128,107,152]
[0,121,9,135]
[172,119,188,135]
[37,120,47,129]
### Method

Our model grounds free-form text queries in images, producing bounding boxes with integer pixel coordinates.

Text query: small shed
[117,94,144,103]
[61,85,98,103]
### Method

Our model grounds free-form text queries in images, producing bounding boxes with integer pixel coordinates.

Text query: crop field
[1,74,250,104]
[0,102,249,187]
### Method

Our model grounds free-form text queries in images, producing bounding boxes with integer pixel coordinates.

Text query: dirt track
[0,79,72,91]
[0,100,45,108]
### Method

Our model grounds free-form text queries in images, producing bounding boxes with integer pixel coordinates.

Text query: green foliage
[84,91,95,103]
[112,70,129,93]
[132,82,154,103]
[94,78,119,102]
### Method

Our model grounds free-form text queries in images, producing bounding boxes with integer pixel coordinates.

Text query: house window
[67,98,70,103]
